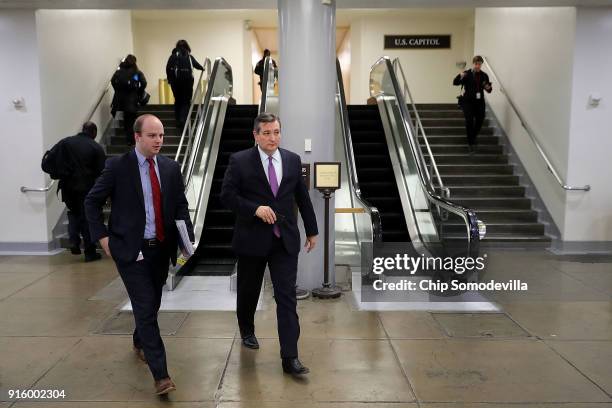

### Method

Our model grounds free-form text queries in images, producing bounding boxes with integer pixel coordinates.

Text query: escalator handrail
[176,57,212,171]
[183,57,231,187]
[370,56,481,253]
[259,56,277,114]
[336,59,383,242]
[392,58,449,199]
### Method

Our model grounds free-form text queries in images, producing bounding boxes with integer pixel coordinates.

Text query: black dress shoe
[242,334,259,349]
[282,358,310,375]
[70,246,81,255]
[84,252,102,262]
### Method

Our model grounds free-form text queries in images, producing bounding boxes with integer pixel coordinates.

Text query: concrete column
[278,0,336,289]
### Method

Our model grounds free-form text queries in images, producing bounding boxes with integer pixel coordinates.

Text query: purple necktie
[268,156,281,238]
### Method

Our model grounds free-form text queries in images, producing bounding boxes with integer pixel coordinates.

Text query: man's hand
[304,235,317,253]
[99,237,111,257]
[484,82,493,92]
[460,71,466,78]
[256,206,277,224]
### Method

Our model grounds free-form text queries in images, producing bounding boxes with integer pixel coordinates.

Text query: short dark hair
[473,55,484,64]
[253,112,281,133]
[263,49,271,56]
[82,121,97,138]
[134,114,159,133]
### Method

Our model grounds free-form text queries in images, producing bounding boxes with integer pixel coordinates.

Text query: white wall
[474,7,577,233]
[132,15,251,104]
[564,7,612,242]
[0,10,47,247]
[35,10,134,242]
[337,28,351,100]
[349,11,475,104]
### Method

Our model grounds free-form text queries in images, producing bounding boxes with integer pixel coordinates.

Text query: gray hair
[253,112,281,133]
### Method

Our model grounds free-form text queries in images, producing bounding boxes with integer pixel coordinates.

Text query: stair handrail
[482,56,590,192]
[21,61,121,193]
[336,59,383,242]
[176,57,212,172]
[259,56,277,114]
[392,58,449,199]
[371,56,483,255]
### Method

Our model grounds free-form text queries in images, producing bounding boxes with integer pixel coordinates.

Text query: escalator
[184,104,257,276]
[348,105,409,242]
[336,57,484,287]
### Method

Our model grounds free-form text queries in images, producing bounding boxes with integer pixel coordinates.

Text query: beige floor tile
[502,301,612,340]
[392,338,609,403]
[557,262,612,296]
[13,403,210,407]
[33,336,233,402]
[176,311,237,338]
[421,404,612,407]
[11,268,117,300]
[254,298,386,339]
[0,253,83,274]
[547,340,612,395]
[431,312,530,338]
[0,298,116,336]
[378,312,446,339]
[220,403,418,408]
[0,337,78,399]
[0,270,51,300]
[220,338,414,403]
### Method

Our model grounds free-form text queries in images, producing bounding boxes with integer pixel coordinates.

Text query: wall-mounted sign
[384,35,451,49]
[314,162,341,192]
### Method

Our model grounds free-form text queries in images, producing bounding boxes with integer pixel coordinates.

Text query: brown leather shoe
[133,346,146,363]
[155,377,176,395]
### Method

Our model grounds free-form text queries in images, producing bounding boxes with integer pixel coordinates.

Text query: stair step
[441,175,520,186]
[437,164,513,175]
[424,154,508,164]
[423,144,504,154]
[442,186,526,197]
[473,209,539,223]
[443,222,545,235]
[421,127,495,135]
[420,135,498,144]
[452,197,532,210]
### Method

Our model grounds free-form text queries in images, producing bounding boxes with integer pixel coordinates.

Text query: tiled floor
[0,250,611,407]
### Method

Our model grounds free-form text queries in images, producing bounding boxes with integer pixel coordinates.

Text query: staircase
[416,103,551,244]
[348,105,409,242]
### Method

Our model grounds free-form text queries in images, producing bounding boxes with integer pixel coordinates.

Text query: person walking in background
[84,114,194,395]
[166,40,204,135]
[254,49,277,92]
[453,55,493,154]
[111,54,147,146]
[41,122,106,262]
[220,112,318,377]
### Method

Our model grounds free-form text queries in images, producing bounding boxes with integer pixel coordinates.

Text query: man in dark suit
[220,112,318,376]
[84,114,194,395]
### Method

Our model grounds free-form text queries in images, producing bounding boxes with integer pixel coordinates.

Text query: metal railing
[21,62,120,194]
[392,58,449,199]
[482,56,590,192]
[336,59,383,242]
[176,58,212,172]
[371,57,483,257]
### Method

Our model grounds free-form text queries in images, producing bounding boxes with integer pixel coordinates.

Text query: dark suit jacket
[220,146,318,257]
[453,69,492,101]
[84,149,194,266]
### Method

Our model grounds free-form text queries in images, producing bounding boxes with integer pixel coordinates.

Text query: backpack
[41,140,71,180]
[113,69,141,92]
[173,52,194,81]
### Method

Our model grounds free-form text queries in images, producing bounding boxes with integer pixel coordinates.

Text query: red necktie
[147,158,165,242]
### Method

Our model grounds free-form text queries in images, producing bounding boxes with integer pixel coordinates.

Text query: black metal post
[312,189,341,299]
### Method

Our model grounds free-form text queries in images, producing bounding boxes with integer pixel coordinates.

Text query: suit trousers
[123,111,138,146]
[116,243,170,381]
[462,100,486,146]
[237,236,300,359]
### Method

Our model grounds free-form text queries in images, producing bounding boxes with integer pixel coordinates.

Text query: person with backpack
[41,122,106,262]
[165,40,205,135]
[254,49,278,92]
[111,54,148,146]
[453,55,493,154]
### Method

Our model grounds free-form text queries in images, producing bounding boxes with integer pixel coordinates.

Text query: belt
[142,238,162,248]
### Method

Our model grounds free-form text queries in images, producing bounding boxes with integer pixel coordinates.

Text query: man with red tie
[220,112,318,376]
[84,114,194,395]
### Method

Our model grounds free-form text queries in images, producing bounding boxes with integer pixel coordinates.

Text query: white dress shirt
[258,145,283,185]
